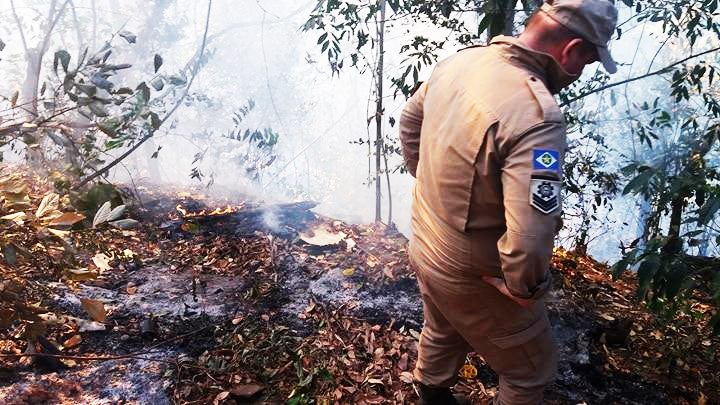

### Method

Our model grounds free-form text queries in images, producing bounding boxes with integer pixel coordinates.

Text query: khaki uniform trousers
[412,267,558,405]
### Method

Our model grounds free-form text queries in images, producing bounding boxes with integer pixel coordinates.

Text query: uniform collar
[489,35,577,94]
[490,36,556,77]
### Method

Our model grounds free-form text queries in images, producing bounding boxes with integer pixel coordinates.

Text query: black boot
[416,382,471,405]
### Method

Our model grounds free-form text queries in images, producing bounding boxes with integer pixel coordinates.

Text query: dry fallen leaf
[80,298,107,323]
[110,219,139,229]
[35,193,60,219]
[229,384,264,398]
[49,212,86,227]
[92,201,112,228]
[399,371,414,384]
[64,268,98,281]
[63,335,82,349]
[92,253,112,272]
[214,391,230,404]
[600,313,616,321]
[316,395,332,405]
[397,353,409,370]
[0,212,27,225]
[126,282,138,295]
[0,174,27,194]
[299,226,346,246]
[47,228,70,239]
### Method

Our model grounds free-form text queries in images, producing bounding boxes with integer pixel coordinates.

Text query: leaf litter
[0,168,718,404]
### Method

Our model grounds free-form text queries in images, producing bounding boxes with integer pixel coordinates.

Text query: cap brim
[597,46,617,74]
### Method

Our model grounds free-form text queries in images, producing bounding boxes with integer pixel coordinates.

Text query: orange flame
[175,203,245,218]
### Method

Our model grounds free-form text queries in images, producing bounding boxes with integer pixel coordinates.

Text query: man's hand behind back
[482,276,536,308]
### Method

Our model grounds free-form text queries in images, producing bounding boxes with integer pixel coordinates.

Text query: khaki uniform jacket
[400,36,566,300]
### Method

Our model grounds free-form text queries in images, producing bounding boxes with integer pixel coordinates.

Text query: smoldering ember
[1,1,719,405]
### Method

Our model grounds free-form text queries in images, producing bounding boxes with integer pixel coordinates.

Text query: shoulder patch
[526,77,562,123]
[532,149,560,172]
[529,175,561,214]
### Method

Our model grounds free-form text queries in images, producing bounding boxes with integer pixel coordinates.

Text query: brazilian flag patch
[532,149,560,172]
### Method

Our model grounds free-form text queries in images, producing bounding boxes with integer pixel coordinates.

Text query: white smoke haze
[1,0,712,262]
[117,0,412,226]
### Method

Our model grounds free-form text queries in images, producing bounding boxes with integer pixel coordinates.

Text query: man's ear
[560,37,585,64]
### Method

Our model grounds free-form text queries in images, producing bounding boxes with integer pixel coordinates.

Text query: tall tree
[374,0,386,222]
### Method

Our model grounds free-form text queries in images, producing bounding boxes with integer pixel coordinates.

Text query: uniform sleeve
[497,122,566,300]
[399,82,427,177]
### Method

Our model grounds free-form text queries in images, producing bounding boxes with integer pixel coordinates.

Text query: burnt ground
[1,185,719,404]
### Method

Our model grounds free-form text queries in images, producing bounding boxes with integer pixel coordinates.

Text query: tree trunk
[16,0,58,120]
[383,143,392,225]
[636,196,652,249]
[484,0,518,40]
[663,197,684,255]
[374,0,386,223]
[503,0,518,36]
[574,192,589,255]
[13,0,66,166]
[697,229,710,256]
[19,48,43,119]
[10,0,69,167]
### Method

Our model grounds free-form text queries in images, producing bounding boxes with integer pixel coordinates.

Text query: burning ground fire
[174,203,246,218]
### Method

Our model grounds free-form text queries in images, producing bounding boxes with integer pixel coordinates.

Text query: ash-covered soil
[2,189,717,404]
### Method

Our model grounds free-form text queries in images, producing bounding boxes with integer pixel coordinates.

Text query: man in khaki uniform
[399,1,618,404]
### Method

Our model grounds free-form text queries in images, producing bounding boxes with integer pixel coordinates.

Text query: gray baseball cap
[541,0,619,74]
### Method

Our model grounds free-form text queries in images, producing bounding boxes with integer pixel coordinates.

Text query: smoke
[0,0,411,230]
[97,0,425,234]
[262,209,280,234]
[4,0,705,262]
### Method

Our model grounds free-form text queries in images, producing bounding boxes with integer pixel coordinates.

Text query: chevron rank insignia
[532,149,560,172]
[530,177,561,214]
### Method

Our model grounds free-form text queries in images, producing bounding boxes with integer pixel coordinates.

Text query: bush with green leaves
[0,29,192,180]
